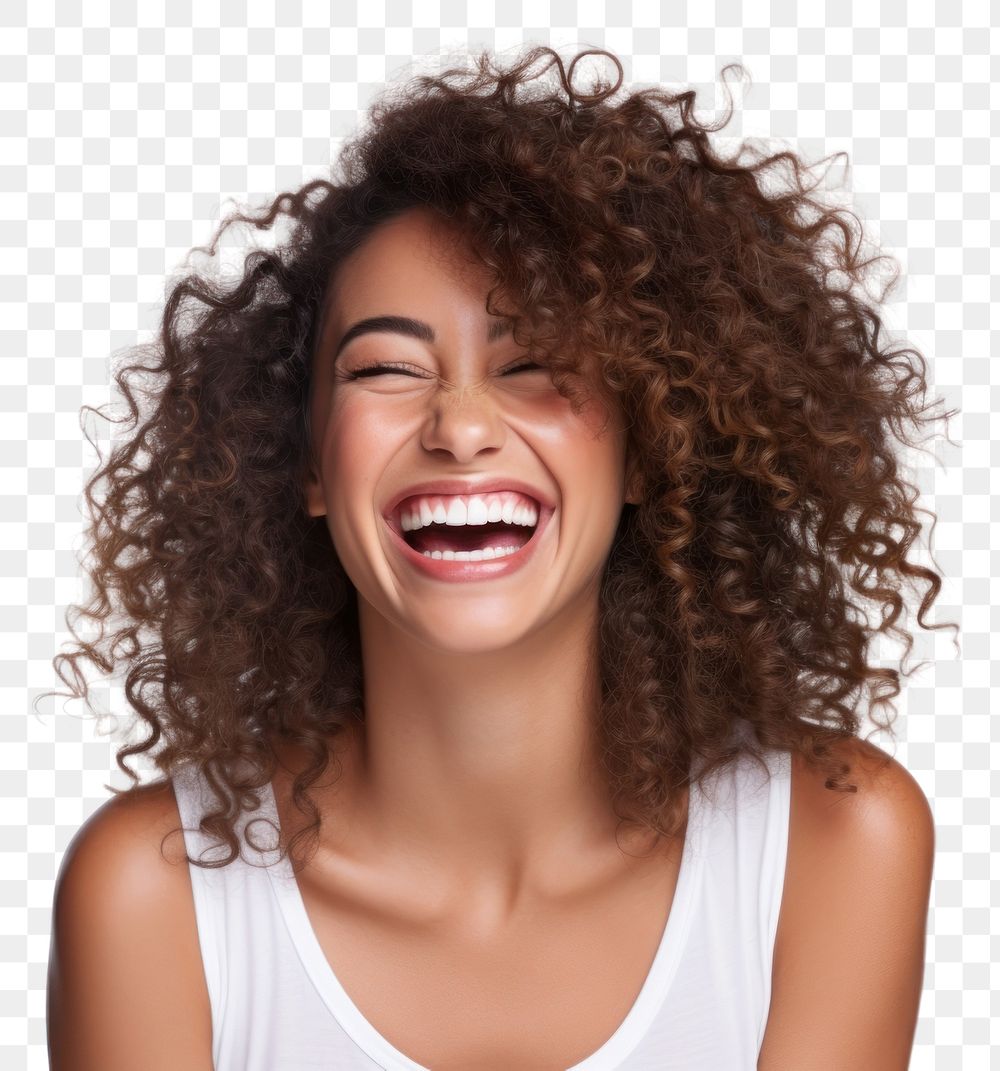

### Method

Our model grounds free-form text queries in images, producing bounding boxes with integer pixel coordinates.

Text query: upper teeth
[398,493,539,533]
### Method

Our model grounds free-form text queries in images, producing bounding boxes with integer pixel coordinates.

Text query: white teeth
[445,498,465,526]
[465,498,489,525]
[421,545,523,561]
[399,493,539,533]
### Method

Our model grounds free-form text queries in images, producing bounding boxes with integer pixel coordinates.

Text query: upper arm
[757,738,935,1071]
[47,781,215,1071]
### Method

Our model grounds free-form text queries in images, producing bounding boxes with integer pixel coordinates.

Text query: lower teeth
[421,545,523,561]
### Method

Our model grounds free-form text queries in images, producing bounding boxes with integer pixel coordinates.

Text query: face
[304,206,641,654]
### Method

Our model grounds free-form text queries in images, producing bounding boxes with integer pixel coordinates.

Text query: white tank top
[172,724,791,1070]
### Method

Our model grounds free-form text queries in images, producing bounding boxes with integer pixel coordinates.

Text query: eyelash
[340,360,543,381]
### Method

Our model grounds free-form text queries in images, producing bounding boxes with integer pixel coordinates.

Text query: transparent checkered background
[2,1,993,1068]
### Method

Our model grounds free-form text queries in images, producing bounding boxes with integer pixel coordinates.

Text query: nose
[418,377,507,462]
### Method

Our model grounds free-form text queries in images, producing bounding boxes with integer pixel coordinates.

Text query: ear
[304,462,326,518]
[624,450,644,506]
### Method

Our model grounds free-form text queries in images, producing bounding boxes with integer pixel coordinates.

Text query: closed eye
[341,360,545,380]
[342,363,421,379]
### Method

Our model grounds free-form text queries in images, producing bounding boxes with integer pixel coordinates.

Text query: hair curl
[39,44,958,871]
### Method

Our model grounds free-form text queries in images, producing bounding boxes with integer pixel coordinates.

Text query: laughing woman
[45,46,944,1071]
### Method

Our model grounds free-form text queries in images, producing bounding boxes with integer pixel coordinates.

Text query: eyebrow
[332,315,513,361]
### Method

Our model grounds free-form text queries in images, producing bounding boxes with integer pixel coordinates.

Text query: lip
[383,501,554,583]
[383,477,556,535]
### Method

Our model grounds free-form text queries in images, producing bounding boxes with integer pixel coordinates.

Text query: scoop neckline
[263,775,707,1071]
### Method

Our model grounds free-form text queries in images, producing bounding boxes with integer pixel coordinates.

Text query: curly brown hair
[39,44,957,871]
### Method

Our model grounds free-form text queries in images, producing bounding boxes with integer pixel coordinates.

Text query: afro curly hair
[40,44,957,872]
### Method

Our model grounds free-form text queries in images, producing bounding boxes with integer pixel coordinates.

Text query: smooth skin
[298,207,651,906]
[47,207,935,1069]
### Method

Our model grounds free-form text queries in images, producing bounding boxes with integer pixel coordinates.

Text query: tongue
[408,521,533,555]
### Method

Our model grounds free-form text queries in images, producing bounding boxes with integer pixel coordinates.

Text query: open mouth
[401,517,536,559]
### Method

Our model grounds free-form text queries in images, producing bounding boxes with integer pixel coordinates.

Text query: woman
[45,45,942,1070]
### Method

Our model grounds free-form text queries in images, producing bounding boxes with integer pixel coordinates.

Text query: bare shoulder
[59,777,194,872]
[48,779,214,1070]
[789,734,934,827]
[758,735,935,1070]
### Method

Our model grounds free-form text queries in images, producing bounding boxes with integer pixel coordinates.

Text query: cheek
[568,442,628,523]
[328,411,379,474]
[550,396,628,488]
[318,403,402,556]
[323,394,404,478]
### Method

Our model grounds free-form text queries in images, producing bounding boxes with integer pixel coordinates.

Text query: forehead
[313,209,510,368]
[331,209,483,308]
